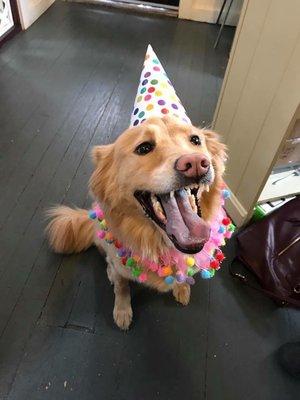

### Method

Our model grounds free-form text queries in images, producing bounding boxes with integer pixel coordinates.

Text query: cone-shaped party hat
[130,45,191,127]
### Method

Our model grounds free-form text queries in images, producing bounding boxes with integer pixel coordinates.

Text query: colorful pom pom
[201,270,212,279]
[209,268,215,278]
[96,230,106,239]
[228,223,235,232]
[176,271,185,283]
[121,257,127,266]
[222,217,231,226]
[126,257,136,268]
[99,220,107,230]
[186,276,195,285]
[218,226,226,234]
[222,189,231,199]
[105,232,114,241]
[88,210,97,220]
[210,259,220,269]
[95,209,104,220]
[117,248,127,257]
[138,272,147,282]
[186,257,195,267]
[132,267,142,277]
[165,275,175,285]
[187,267,196,276]
[215,251,225,262]
[160,265,172,277]
[224,231,232,239]
[114,240,122,249]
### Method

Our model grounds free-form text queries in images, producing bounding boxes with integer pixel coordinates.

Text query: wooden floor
[0,2,299,399]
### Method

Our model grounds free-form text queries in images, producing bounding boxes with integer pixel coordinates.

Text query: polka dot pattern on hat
[130,44,191,127]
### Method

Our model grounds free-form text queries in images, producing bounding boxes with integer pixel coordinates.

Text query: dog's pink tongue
[160,189,210,250]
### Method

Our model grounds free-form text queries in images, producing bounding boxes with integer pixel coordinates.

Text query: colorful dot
[146,104,154,111]
[138,111,145,118]
[133,119,139,126]
[171,103,178,109]
[142,79,148,86]
[150,79,158,85]
[144,72,151,78]
[133,108,139,115]
[158,99,165,106]
[153,59,159,64]
[148,86,155,93]
[160,82,168,89]
[161,108,169,114]
[137,96,142,102]
[155,90,162,96]
[140,87,146,94]
[153,66,160,71]
[144,94,151,101]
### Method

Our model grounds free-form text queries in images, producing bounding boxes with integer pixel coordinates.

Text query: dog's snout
[175,154,210,178]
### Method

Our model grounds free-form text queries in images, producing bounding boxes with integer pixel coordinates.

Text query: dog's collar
[88,188,234,285]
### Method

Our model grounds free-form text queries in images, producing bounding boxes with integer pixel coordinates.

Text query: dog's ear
[91,144,114,166]
[203,130,227,163]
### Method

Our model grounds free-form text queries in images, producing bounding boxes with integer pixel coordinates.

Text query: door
[16,0,55,29]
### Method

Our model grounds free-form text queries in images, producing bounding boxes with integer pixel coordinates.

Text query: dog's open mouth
[134,185,211,254]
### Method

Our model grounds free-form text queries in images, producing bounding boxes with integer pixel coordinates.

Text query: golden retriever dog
[46,116,226,330]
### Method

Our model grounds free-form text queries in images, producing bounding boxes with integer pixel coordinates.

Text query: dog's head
[90,116,226,258]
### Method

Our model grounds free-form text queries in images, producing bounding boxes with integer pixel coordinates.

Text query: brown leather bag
[233,196,300,307]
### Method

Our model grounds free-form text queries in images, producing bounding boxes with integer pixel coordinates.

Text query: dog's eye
[190,135,201,146]
[135,141,155,155]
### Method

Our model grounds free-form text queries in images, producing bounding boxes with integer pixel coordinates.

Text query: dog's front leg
[173,283,191,306]
[112,272,133,330]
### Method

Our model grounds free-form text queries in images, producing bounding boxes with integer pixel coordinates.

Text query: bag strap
[229,258,300,308]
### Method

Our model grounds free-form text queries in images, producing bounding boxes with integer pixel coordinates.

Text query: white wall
[179,0,243,26]
[17,0,55,29]
[213,0,300,224]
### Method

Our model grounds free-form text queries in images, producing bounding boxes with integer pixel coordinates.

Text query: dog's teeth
[186,188,191,195]
[206,184,210,192]
[188,194,197,212]
[170,190,174,198]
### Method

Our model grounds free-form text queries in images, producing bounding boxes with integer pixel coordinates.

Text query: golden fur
[46,116,226,329]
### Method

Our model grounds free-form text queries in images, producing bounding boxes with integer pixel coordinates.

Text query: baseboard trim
[224,186,249,227]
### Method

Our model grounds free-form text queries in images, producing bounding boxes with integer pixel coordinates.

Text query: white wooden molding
[224,184,249,226]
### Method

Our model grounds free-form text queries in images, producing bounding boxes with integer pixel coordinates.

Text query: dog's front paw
[173,283,191,306]
[113,306,133,330]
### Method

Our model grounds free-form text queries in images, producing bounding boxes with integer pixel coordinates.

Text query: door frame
[213,0,300,226]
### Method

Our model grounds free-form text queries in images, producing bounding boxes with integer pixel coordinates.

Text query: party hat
[130,45,191,127]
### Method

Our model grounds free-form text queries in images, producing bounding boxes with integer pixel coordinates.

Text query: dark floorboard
[0,2,299,399]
